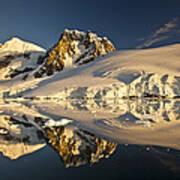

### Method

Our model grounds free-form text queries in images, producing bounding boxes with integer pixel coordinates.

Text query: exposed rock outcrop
[34,29,115,77]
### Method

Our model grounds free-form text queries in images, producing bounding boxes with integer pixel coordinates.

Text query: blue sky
[0,0,179,49]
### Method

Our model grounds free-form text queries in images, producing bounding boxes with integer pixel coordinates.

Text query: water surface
[0,99,180,179]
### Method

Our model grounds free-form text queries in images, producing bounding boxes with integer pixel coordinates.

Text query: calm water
[0,99,180,179]
[0,144,180,180]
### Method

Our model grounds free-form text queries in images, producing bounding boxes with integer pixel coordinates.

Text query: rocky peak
[34,29,115,78]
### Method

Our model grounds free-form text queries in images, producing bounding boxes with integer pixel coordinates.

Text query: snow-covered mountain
[0,30,180,100]
[0,29,115,81]
[33,29,115,78]
[0,37,46,80]
[0,37,45,53]
[0,29,115,98]
[11,43,180,99]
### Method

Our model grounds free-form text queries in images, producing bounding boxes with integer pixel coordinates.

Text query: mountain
[0,37,45,53]
[0,37,46,80]
[33,29,115,78]
[23,44,180,99]
[0,30,180,100]
[0,30,115,81]
[0,29,115,98]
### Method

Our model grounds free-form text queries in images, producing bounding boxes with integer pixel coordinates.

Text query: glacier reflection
[0,99,180,167]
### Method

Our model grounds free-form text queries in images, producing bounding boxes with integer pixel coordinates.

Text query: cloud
[142,36,168,47]
[152,17,178,36]
[137,16,180,48]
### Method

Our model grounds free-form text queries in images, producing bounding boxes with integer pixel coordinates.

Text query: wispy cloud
[137,16,180,48]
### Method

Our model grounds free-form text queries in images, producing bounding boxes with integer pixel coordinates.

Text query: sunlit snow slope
[24,43,180,99]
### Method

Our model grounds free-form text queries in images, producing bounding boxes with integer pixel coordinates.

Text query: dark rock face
[0,53,29,71]
[34,29,115,78]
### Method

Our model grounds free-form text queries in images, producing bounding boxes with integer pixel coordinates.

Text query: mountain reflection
[0,114,46,160]
[45,126,117,168]
[0,98,180,168]
[0,111,117,167]
[56,99,180,125]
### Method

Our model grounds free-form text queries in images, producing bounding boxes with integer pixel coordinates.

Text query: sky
[0,0,179,50]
